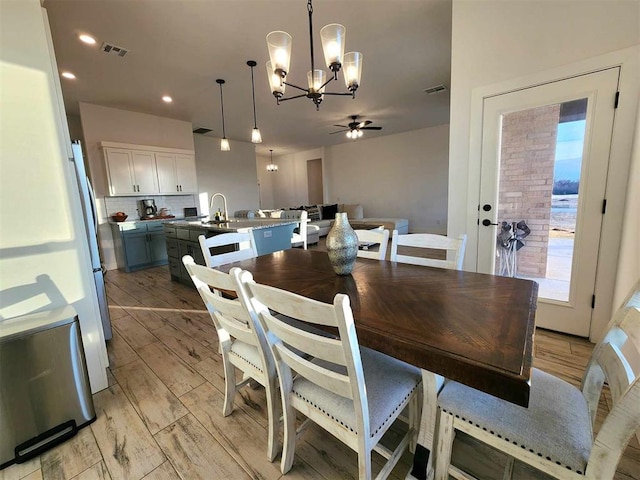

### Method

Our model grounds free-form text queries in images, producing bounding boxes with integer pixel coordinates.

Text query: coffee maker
[140,199,157,219]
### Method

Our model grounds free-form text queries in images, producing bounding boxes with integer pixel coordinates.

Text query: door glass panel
[495,99,587,302]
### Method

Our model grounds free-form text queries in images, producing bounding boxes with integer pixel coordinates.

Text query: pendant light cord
[218,82,226,138]
[308,0,315,74]
[250,65,258,129]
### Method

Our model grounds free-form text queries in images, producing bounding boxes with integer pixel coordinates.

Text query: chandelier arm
[279,93,310,102]
[283,81,309,93]
[317,75,334,91]
[323,92,355,96]
[308,0,315,75]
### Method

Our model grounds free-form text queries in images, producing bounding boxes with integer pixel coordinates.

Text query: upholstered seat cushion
[291,347,421,438]
[230,340,262,372]
[438,368,593,474]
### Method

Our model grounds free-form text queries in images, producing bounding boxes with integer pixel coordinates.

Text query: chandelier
[266,149,278,172]
[266,0,363,110]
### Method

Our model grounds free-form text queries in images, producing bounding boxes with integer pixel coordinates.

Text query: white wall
[193,135,259,216]
[449,0,640,340]
[325,126,449,233]
[257,127,449,233]
[1,1,107,392]
[613,105,640,309]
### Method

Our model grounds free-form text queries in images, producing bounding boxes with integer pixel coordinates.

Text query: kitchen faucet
[209,193,228,221]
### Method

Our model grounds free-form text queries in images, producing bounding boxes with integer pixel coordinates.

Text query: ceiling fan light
[266,31,292,80]
[357,130,363,137]
[343,52,363,91]
[307,69,327,94]
[346,131,352,139]
[221,138,230,151]
[320,23,345,72]
[266,61,286,95]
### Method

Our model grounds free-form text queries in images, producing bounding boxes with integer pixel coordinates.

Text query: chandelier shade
[265,0,362,110]
[247,60,262,144]
[216,78,230,152]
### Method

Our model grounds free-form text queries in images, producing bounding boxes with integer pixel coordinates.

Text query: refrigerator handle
[86,178,99,233]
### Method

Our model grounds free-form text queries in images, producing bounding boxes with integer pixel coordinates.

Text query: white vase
[326,212,358,275]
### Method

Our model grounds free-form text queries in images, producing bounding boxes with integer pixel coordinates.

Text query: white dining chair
[198,232,257,268]
[355,227,390,260]
[236,268,424,479]
[290,210,309,249]
[390,231,467,270]
[434,279,640,480]
[181,255,280,461]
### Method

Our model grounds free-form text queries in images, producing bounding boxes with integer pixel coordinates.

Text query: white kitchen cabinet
[156,153,197,194]
[104,147,158,195]
[101,142,196,196]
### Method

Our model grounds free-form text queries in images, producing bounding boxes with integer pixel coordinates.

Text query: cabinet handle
[176,185,179,192]
[179,185,182,192]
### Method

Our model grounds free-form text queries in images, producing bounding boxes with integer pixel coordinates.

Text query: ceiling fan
[330,115,383,138]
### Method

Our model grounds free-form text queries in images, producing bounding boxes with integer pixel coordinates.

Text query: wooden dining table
[219,248,538,478]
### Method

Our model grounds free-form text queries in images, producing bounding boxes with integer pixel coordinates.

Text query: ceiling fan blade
[362,120,372,126]
[361,126,383,130]
[333,124,349,128]
[330,129,349,134]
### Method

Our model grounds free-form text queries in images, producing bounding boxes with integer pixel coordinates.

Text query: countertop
[109,215,205,225]
[166,217,298,232]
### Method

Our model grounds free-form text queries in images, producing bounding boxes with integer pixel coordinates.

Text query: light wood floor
[2,260,638,480]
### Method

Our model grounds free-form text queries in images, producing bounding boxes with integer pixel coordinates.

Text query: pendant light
[266,149,278,172]
[216,79,230,151]
[247,60,263,144]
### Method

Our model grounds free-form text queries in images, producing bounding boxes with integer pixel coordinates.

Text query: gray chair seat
[438,368,592,474]
[292,347,422,437]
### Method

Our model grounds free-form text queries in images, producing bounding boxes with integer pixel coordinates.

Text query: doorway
[477,68,619,336]
[307,158,323,205]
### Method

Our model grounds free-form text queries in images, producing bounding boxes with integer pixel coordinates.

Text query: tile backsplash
[104,195,197,220]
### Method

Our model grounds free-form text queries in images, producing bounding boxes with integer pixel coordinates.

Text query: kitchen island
[164,217,298,284]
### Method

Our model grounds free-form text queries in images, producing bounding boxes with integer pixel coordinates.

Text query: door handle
[482,219,499,226]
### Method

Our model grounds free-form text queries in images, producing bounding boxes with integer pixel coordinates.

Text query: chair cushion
[291,347,421,438]
[230,340,263,372]
[438,368,593,474]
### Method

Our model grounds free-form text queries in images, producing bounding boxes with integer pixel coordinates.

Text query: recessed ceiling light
[61,72,76,79]
[79,34,96,45]
[162,96,173,103]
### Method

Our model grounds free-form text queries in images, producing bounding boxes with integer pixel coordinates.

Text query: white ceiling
[43,0,452,155]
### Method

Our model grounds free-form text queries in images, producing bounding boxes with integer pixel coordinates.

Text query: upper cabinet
[156,152,197,194]
[101,142,197,196]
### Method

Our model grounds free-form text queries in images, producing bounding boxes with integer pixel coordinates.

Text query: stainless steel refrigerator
[70,141,112,340]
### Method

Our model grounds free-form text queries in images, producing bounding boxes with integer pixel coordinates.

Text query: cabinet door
[105,148,135,195]
[175,154,198,193]
[156,153,179,194]
[123,232,151,268]
[148,231,168,262]
[131,151,158,194]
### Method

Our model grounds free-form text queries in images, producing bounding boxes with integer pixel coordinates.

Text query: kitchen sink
[201,219,238,225]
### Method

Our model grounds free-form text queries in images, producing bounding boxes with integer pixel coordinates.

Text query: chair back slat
[274,342,353,399]
[199,232,257,268]
[199,287,256,345]
[260,309,346,365]
[390,232,467,270]
[598,342,636,403]
[355,228,390,261]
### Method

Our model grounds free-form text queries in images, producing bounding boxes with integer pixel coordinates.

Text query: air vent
[193,127,213,135]
[424,84,447,95]
[100,42,129,57]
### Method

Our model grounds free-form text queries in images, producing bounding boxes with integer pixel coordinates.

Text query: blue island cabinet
[251,224,297,256]
[164,220,297,285]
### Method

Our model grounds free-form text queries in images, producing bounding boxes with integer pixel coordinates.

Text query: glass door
[477,68,619,336]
